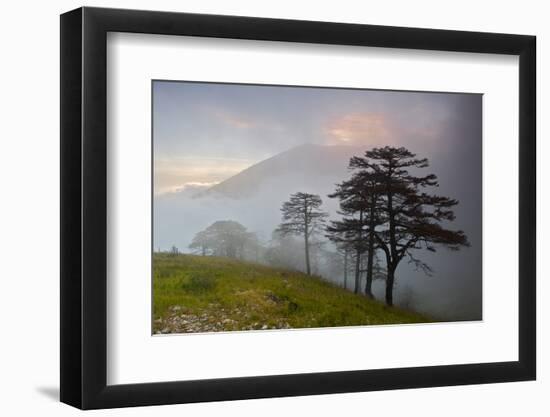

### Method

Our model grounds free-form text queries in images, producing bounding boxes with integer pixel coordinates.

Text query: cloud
[158,181,220,196]
[154,156,255,196]
[324,112,395,146]
[216,111,256,129]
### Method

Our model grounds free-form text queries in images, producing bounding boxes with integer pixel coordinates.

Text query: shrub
[180,274,217,293]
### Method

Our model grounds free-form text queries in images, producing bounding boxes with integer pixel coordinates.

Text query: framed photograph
[60,6,536,409]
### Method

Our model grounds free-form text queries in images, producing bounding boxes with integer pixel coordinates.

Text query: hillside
[153,253,431,334]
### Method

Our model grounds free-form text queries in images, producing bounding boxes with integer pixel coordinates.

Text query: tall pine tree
[327,171,383,297]
[277,192,328,275]
[352,146,469,306]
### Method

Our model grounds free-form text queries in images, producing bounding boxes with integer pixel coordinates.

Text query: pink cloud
[324,112,395,146]
[216,111,255,129]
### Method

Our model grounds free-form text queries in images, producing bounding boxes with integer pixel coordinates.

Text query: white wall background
[0,0,545,415]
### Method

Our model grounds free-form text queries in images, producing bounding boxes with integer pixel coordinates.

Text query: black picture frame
[60,6,536,410]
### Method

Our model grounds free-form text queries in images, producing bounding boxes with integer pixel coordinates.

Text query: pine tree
[277,192,328,275]
[353,146,470,306]
[327,170,383,297]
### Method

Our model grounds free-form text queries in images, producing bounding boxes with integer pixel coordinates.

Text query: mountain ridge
[195,143,364,199]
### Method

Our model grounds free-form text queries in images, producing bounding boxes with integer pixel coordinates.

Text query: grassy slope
[153,253,430,334]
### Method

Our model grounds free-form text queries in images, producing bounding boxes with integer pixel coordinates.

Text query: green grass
[153,253,431,334]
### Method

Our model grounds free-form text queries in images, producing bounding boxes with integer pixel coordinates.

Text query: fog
[154,81,482,321]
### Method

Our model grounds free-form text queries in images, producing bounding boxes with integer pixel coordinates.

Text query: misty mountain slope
[196,144,362,199]
[154,142,481,322]
[153,253,431,334]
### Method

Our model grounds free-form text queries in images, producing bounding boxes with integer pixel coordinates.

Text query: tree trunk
[304,234,311,275]
[385,187,397,306]
[364,201,376,298]
[354,248,361,294]
[385,265,395,306]
[353,209,363,294]
[364,246,374,298]
[343,250,348,289]
[304,200,311,275]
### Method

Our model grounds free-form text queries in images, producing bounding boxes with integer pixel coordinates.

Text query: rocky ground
[154,302,292,334]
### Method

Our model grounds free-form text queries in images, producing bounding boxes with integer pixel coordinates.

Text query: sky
[153,80,483,320]
[153,81,471,195]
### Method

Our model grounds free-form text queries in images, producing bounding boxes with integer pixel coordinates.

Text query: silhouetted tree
[327,171,383,297]
[240,232,265,263]
[353,146,469,306]
[265,230,305,271]
[277,192,328,275]
[189,230,211,256]
[335,243,353,290]
[189,220,251,259]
